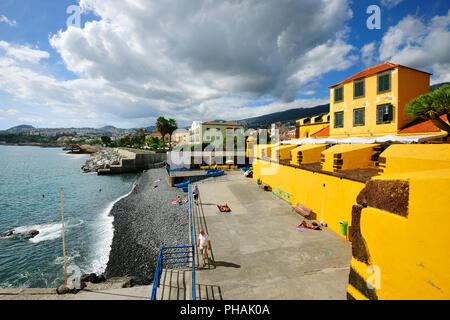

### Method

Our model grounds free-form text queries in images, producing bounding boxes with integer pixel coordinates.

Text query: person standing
[197,229,211,267]
[193,185,200,205]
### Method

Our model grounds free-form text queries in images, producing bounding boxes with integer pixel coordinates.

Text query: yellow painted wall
[397,67,431,129]
[290,144,327,165]
[321,144,379,172]
[271,144,297,161]
[329,66,430,138]
[246,136,256,158]
[298,122,330,138]
[255,144,273,158]
[351,168,450,299]
[253,158,364,238]
[379,144,450,175]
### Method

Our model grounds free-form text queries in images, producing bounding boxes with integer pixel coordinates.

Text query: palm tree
[407,85,450,134]
[156,117,169,148]
[167,118,178,148]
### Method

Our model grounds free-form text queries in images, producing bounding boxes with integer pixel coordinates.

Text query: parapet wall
[253,143,450,300]
[253,158,364,238]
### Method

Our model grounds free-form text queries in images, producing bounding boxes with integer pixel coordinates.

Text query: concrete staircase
[155,268,192,300]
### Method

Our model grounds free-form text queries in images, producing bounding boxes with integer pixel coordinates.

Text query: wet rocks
[0,229,39,240]
[81,149,122,173]
[80,273,106,284]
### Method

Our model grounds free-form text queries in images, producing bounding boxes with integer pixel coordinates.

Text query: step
[156,268,192,300]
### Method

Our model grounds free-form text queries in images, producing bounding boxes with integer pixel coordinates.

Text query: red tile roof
[311,125,330,137]
[398,115,448,134]
[328,62,432,88]
[202,121,241,126]
[150,132,170,137]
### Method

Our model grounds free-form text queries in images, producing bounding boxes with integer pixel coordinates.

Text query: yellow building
[296,113,330,138]
[328,62,432,138]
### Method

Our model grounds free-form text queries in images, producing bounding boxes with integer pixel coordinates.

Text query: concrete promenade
[0,170,351,300]
[192,171,352,300]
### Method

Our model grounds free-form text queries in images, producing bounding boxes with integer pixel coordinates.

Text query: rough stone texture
[358,180,409,217]
[0,229,39,240]
[104,167,189,285]
[350,204,370,264]
[81,149,121,173]
[348,267,378,300]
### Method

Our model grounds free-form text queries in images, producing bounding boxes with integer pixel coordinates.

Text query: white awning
[281,134,447,145]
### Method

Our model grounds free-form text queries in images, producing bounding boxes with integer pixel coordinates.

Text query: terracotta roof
[281,129,296,137]
[328,62,432,88]
[398,115,448,134]
[149,132,170,137]
[311,125,330,137]
[202,121,241,126]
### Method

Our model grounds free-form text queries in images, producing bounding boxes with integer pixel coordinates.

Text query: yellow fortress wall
[321,144,380,172]
[254,143,450,299]
[253,157,365,237]
[349,168,450,300]
[271,144,297,161]
[290,144,328,165]
[379,144,450,175]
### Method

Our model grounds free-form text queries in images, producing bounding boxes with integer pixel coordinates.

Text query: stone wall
[99,149,167,175]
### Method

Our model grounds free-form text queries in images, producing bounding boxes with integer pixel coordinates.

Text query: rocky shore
[81,149,122,173]
[104,167,189,285]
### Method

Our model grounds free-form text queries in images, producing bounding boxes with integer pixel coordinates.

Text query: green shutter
[388,104,394,122]
[335,87,343,102]
[378,76,383,93]
[354,80,364,98]
[377,106,383,124]
[334,112,343,128]
[378,73,391,93]
[354,109,364,126]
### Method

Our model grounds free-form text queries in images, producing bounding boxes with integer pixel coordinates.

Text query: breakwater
[81,148,167,174]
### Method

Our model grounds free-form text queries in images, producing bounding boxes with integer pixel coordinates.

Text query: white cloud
[380,0,405,9]
[0,15,16,27]
[361,42,376,67]
[362,10,450,84]
[6,109,19,116]
[0,41,50,64]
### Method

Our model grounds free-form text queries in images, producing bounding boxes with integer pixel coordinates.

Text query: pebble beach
[104,167,190,285]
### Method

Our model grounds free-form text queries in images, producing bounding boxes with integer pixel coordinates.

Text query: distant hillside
[10,124,35,129]
[431,82,450,91]
[236,104,330,129]
[3,124,36,134]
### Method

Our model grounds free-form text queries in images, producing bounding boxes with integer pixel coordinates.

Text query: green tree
[119,136,131,147]
[146,136,162,150]
[156,117,170,148]
[407,85,450,134]
[101,135,112,145]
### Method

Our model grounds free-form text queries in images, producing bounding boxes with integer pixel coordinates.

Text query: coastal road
[192,171,352,300]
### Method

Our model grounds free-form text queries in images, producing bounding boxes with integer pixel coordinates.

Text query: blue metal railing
[150,184,196,300]
[189,183,196,300]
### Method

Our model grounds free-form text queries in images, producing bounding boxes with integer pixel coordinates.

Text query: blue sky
[0,0,449,129]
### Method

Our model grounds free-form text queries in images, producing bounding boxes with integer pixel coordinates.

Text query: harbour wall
[99,149,167,175]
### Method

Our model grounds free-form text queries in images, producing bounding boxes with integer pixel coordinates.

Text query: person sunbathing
[296,220,321,230]
[217,204,231,212]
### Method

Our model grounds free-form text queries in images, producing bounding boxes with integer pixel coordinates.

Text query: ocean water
[0,146,138,288]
